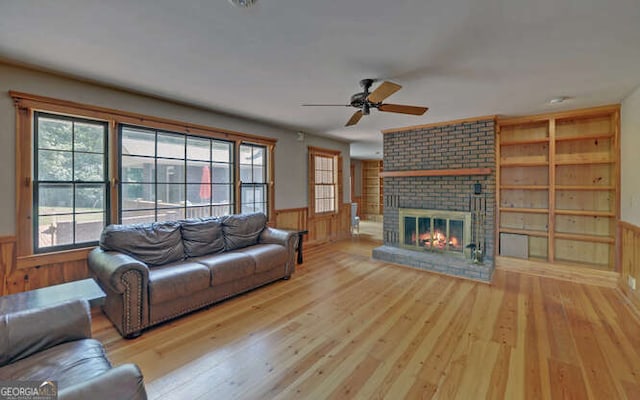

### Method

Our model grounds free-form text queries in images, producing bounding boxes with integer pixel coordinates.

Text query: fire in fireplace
[399,209,471,257]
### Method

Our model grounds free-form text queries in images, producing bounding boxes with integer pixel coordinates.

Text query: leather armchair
[0,299,147,400]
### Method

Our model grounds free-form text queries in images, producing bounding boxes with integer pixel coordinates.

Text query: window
[14,91,276,259]
[239,143,268,214]
[119,125,234,223]
[34,112,109,252]
[309,147,340,215]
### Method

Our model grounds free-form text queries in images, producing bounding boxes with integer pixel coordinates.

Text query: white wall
[0,62,351,235]
[621,84,640,226]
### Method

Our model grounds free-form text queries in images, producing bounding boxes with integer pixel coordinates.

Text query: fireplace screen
[400,209,471,256]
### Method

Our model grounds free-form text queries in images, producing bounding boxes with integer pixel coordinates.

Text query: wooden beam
[380,168,492,178]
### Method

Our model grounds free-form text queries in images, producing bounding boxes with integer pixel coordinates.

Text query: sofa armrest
[59,363,147,400]
[259,227,298,277]
[89,248,150,337]
[259,227,296,247]
[0,299,91,367]
[89,248,149,294]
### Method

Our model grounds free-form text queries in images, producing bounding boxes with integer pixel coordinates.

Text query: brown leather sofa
[89,212,297,338]
[0,299,147,400]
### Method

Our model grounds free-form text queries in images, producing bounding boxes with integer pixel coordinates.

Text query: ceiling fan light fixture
[303,79,428,126]
[228,0,257,8]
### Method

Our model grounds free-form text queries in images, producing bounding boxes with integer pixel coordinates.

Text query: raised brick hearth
[372,117,496,281]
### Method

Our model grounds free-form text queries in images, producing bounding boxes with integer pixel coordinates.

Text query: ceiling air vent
[229,0,258,8]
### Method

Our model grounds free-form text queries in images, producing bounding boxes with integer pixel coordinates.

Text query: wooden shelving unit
[362,160,383,219]
[497,105,619,271]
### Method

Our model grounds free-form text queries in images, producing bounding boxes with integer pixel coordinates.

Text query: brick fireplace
[372,117,496,281]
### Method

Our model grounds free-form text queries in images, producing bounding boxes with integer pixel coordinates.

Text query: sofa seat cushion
[238,244,288,273]
[100,221,184,266]
[0,339,110,389]
[148,261,211,305]
[194,252,255,285]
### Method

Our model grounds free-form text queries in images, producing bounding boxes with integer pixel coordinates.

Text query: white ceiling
[1,0,639,159]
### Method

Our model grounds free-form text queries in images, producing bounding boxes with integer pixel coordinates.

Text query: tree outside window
[34,112,108,251]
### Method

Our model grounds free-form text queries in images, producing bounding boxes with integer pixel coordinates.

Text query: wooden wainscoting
[0,236,15,295]
[0,236,91,296]
[274,204,352,247]
[273,207,307,231]
[620,221,640,315]
[1,207,351,296]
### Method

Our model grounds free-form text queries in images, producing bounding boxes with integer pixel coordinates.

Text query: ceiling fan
[302,79,428,126]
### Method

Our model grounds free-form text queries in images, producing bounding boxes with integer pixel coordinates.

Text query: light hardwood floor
[92,237,640,399]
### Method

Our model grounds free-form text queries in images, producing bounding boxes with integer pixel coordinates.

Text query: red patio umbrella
[199,165,211,201]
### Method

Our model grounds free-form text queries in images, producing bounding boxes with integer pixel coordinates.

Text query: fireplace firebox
[399,209,472,257]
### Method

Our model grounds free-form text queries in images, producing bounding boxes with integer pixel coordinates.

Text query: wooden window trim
[308,146,341,216]
[11,91,277,146]
[12,91,277,263]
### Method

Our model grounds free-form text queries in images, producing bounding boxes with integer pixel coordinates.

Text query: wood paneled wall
[274,204,352,246]
[619,221,640,313]
[0,236,91,296]
[0,206,352,296]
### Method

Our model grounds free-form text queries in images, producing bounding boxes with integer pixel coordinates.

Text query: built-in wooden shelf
[554,232,615,244]
[555,185,615,191]
[362,160,383,216]
[499,228,548,237]
[499,207,549,214]
[554,158,614,166]
[555,209,615,217]
[501,185,549,190]
[500,161,549,167]
[497,105,619,270]
[554,132,613,142]
[500,138,550,146]
[379,168,492,178]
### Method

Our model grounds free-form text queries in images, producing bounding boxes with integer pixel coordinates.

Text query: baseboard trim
[616,284,640,324]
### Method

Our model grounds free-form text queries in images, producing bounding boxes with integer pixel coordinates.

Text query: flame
[410,229,461,250]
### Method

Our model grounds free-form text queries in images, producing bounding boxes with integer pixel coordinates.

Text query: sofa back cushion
[221,212,267,250]
[100,221,184,266]
[180,217,225,257]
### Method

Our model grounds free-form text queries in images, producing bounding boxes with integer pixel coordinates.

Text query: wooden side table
[0,278,106,314]
[284,230,308,264]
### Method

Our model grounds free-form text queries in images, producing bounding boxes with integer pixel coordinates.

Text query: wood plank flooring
[92,238,640,399]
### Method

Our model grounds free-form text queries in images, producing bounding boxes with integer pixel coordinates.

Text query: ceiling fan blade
[367,81,402,103]
[301,104,351,107]
[345,111,363,126]
[378,103,429,115]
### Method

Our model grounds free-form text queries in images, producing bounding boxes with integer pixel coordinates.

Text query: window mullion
[154,130,158,222]
[71,121,76,246]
